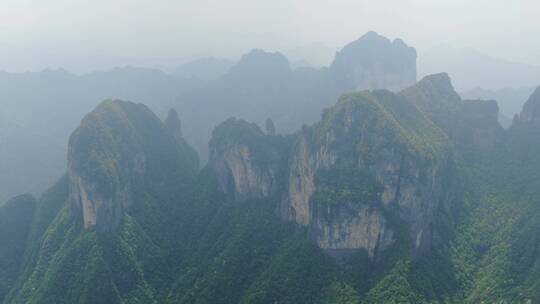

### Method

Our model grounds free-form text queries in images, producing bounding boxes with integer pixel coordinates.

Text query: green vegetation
[312,167,383,205]
[0,194,36,301]
[313,91,451,162]
[210,117,266,147]
[210,117,292,168]
[3,82,540,304]
[442,133,540,303]
[400,73,463,134]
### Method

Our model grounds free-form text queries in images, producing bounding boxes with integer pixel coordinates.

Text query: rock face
[210,143,275,200]
[330,31,417,92]
[68,100,196,231]
[210,88,460,259]
[165,108,183,142]
[507,86,540,149]
[518,86,540,127]
[209,118,289,201]
[279,91,457,258]
[309,203,392,258]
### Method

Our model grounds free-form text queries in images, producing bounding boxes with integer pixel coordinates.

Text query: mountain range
[177,31,417,160]
[419,46,540,91]
[2,31,540,303]
[1,63,540,301]
[0,31,417,202]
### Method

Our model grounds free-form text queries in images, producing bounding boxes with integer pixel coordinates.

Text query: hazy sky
[0,0,539,72]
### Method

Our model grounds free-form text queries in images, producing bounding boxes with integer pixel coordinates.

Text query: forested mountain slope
[1,77,540,303]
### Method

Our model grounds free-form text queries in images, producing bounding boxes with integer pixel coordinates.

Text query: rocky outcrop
[281,134,318,226]
[68,100,197,231]
[68,169,130,230]
[209,118,289,201]
[211,143,275,200]
[165,108,200,170]
[517,86,540,127]
[506,86,540,150]
[211,88,460,259]
[165,108,183,142]
[279,91,458,258]
[330,31,417,92]
[310,203,393,259]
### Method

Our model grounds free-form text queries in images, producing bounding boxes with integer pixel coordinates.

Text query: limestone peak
[330,31,417,92]
[68,100,197,231]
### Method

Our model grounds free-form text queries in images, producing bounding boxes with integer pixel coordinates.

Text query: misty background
[1,0,540,203]
[1,0,539,75]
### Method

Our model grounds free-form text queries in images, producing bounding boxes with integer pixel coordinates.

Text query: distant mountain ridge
[461,86,537,127]
[173,57,234,81]
[177,31,417,160]
[419,46,540,91]
[0,32,417,203]
[330,31,417,92]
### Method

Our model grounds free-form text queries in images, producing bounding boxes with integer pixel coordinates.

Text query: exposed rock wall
[209,118,289,201]
[210,89,460,259]
[279,105,456,258]
[518,86,540,127]
[210,143,276,200]
[68,153,141,231]
[310,203,392,258]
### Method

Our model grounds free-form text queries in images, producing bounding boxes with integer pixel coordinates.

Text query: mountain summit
[178,32,419,160]
[68,100,198,231]
[330,31,417,92]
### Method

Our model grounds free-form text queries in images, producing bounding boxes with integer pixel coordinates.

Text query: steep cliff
[506,86,540,157]
[5,100,201,304]
[515,86,540,128]
[210,88,460,259]
[209,118,290,201]
[281,90,458,258]
[68,100,197,231]
[7,79,540,302]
